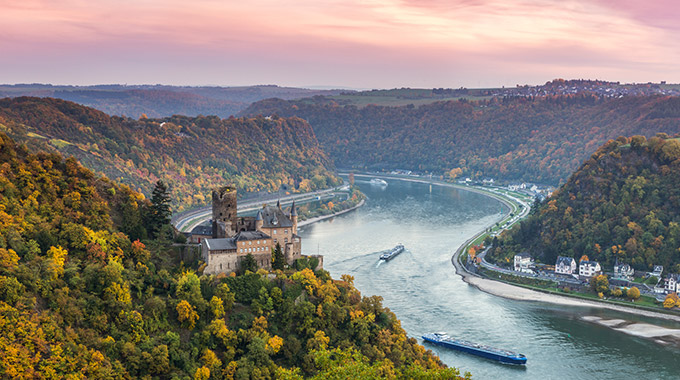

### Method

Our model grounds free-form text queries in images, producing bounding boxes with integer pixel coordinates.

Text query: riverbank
[342,173,680,325]
[298,199,366,227]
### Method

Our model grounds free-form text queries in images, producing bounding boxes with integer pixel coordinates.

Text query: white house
[579,260,602,278]
[613,260,634,281]
[651,265,663,278]
[555,256,577,275]
[514,253,534,273]
[664,274,679,294]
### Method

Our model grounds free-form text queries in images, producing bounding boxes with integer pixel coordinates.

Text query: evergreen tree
[148,180,172,238]
[272,243,285,270]
[240,253,258,274]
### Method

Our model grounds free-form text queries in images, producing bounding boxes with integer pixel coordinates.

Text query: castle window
[220,263,222,270]
[273,230,277,234]
[249,241,252,245]
[285,229,288,234]
[285,238,288,243]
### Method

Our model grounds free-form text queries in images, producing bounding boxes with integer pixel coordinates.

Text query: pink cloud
[0,0,679,87]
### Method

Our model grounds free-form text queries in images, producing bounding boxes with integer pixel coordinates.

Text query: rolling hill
[0,97,341,211]
[489,135,680,273]
[243,94,680,185]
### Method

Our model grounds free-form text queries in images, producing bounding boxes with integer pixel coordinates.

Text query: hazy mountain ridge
[243,94,680,185]
[0,97,340,211]
[0,84,349,118]
[489,135,680,272]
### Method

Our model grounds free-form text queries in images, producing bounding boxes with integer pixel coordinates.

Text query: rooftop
[204,238,237,251]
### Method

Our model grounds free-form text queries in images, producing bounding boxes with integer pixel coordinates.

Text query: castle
[199,186,303,274]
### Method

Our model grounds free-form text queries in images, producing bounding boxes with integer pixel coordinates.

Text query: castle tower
[212,186,237,237]
[290,201,298,234]
[255,209,263,231]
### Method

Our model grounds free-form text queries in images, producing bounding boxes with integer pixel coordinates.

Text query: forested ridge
[0,133,465,378]
[489,134,680,273]
[0,84,346,119]
[243,95,680,185]
[0,97,340,211]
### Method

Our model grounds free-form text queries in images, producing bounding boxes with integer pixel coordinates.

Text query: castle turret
[212,186,237,237]
[290,201,298,234]
[255,209,263,231]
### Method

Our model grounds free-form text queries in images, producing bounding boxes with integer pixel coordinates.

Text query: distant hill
[0,97,341,211]
[243,94,680,185]
[489,135,680,273]
[0,84,348,118]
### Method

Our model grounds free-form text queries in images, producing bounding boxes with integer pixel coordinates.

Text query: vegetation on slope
[243,95,680,185]
[0,97,341,211]
[489,134,680,273]
[0,133,463,378]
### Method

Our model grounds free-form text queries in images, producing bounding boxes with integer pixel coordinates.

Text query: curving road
[172,185,349,233]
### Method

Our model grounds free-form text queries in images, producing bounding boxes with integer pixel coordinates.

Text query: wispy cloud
[1,0,678,87]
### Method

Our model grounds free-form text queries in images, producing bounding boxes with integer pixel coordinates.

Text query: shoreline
[298,199,366,228]
[346,172,680,325]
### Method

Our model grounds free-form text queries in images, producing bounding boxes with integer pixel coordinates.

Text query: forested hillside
[0,133,464,378]
[489,135,680,273]
[243,95,680,184]
[0,97,341,211]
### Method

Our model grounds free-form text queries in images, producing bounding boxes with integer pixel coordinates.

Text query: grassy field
[326,88,494,108]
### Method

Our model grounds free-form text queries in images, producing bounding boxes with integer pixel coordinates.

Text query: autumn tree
[627,286,641,301]
[590,274,609,294]
[176,300,199,329]
[663,293,679,309]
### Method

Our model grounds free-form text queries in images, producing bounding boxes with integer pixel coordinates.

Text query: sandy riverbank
[298,199,366,228]
[461,274,680,323]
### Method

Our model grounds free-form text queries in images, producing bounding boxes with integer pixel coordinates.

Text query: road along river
[298,178,680,380]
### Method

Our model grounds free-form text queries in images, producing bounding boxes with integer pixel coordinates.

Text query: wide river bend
[298,178,680,379]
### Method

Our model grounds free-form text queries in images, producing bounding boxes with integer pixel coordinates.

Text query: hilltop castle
[199,186,303,274]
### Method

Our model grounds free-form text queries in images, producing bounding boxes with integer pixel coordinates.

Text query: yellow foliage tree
[47,246,68,280]
[627,286,641,301]
[209,296,225,319]
[266,336,284,354]
[194,366,210,380]
[663,293,679,308]
[176,300,199,329]
[252,316,268,334]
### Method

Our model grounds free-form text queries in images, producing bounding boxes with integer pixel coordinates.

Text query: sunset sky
[2,0,679,88]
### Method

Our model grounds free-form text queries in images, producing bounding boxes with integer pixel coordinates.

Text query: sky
[2,0,680,89]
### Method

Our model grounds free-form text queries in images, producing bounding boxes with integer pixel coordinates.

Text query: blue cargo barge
[422,332,527,365]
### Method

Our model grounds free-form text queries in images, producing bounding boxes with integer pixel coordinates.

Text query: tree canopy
[490,135,680,273]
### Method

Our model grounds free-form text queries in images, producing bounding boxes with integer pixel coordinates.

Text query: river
[298,178,680,379]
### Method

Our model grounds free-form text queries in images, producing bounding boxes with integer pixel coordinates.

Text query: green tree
[148,180,171,238]
[272,243,285,270]
[241,253,258,274]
